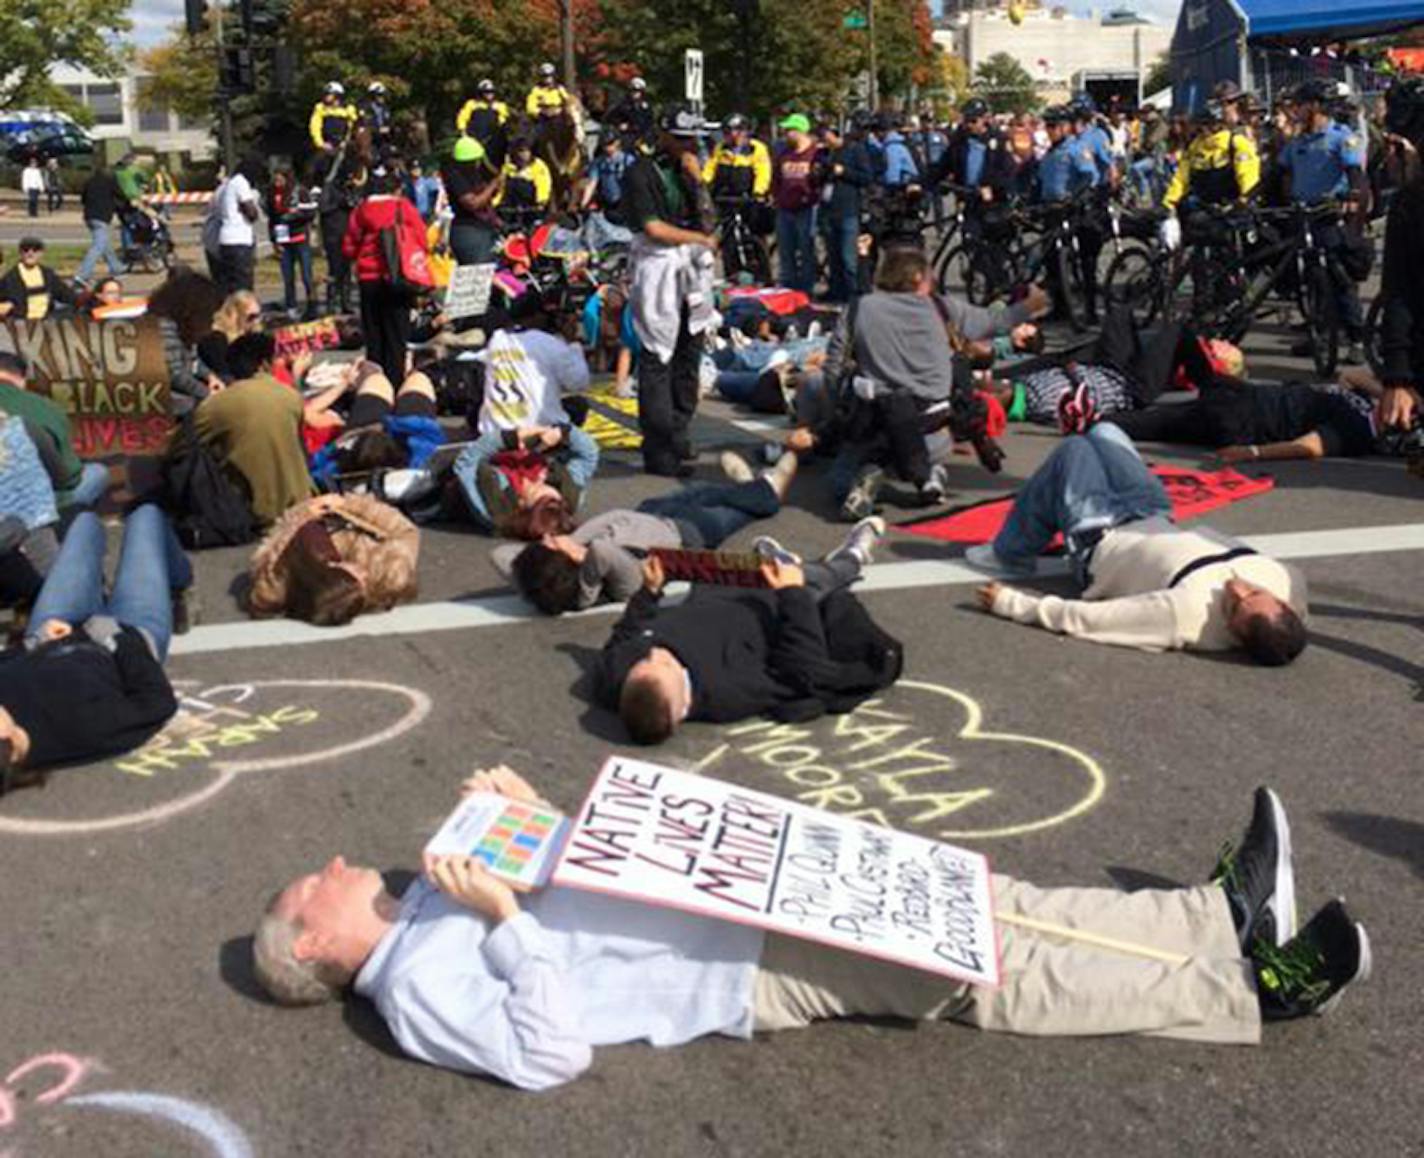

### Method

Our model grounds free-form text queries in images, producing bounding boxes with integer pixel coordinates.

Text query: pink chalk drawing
[0,1051,252,1158]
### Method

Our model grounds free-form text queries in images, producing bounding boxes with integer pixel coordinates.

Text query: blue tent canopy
[1242,0,1424,40]
[1171,0,1424,110]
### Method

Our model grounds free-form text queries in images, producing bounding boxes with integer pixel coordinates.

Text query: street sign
[684,48,704,104]
[844,11,868,28]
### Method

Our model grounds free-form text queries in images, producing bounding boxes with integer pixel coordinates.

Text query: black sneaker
[1254,899,1372,1021]
[1212,786,1296,951]
[172,587,200,636]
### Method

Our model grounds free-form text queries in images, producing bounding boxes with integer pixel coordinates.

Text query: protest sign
[1,316,173,504]
[443,263,495,321]
[425,792,569,892]
[553,757,1000,987]
[272,316,350,362]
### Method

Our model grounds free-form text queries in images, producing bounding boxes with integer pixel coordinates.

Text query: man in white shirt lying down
[250,767,1368,1091]
[965,421,1308,665]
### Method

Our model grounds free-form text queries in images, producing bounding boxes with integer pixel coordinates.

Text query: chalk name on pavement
[687,680,1107,840]
[0,1051,251,1158]
[1,317,173,503]
[554,757,999,986]
[0,678,432,838]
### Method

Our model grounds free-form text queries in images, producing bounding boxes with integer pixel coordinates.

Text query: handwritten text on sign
[444,263,495,321]
[553,757,999,987]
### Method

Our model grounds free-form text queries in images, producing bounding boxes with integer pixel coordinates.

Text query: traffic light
[184,0,207,36]
[240,0,290,39]
[221,46,256,93]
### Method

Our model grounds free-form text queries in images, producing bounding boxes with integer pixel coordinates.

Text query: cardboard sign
[443,263,495,321]
[425,792,569,892]
[272,316,348,361]
[553,758,1000,987]
[1,316,173,504]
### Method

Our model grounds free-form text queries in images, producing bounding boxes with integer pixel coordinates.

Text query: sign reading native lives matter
[552,758,1000,987]
[2,316,173,503]
[444,263,496,321]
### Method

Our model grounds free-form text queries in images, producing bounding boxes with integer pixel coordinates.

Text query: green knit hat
[452,136,485,163]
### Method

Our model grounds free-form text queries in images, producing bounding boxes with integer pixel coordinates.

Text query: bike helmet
[1069,92,1096,117]
[538,62,557,78]
[1294,79,1334,105]
[724,112,750,131]
[630,77,647,92]
[961,98,990,121]
[477,78,495,95]
[368,81,387,96]
[324,81,345,97]
[1042,105,1071,127]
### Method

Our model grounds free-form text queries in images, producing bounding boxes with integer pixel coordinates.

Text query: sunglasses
[245,312,261,323]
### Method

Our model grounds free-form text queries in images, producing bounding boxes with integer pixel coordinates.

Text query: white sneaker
[826,516,886,567]
[752,536,803,566]
[920,463,951,504]
[963,543,1038,578]
[719,450,755,484]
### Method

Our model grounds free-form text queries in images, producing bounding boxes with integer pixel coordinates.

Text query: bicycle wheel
[1053,243,1089,332]
[1301,264,1339,379]
[937,245,974,296]
[1102,246,1161,327]
[1363,296,1384,376]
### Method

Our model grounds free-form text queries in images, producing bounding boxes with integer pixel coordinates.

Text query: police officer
[457,79,512,168]
[309,82,358,153]
[922,97,1016,205]
[361,81,394,160]
[1034,106,1097,321]
[1279,78,1370,360]
[607,77,656,139]
[1070,97,1115,323]
[1162,82,1260,215]
[526,62,573,121]
[703,114,772,205]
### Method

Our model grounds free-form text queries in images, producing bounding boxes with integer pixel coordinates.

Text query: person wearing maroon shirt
[342,166,427,384]
[772,114,822,294]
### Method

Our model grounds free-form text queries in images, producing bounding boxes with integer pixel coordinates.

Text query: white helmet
[538,62,556,78]
[368,81,387,96]
[324,81,345,97]
[630,77,647,92]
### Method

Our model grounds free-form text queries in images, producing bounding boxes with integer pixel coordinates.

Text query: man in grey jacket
[795,247,1048,519]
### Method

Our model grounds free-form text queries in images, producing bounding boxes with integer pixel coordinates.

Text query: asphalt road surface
[0,315,1420,1158]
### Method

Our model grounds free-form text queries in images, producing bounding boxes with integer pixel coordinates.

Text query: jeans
[219,243,256,293]
[992,422,1170,574]
[26,505,192,662]
[636,479,780,548]
[26,191,39,217]
[777,207,817,294]
[712,337,827,374]
[76,220,122,285]
[822,211,860,303]
[60,462,112,510]
[278,243,315,311]
[1130,157,1159,203]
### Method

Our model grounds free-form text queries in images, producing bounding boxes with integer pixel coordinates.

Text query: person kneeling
[252,774,1370,1092]
[247,493,419,626]
[966,422,1308,666]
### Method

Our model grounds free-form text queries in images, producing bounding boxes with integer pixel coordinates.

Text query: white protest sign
[684,49,705,104]
[552,757,1000,987]
[443,262,495,321]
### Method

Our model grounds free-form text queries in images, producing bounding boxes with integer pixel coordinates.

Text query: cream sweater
[990,517,1307,653]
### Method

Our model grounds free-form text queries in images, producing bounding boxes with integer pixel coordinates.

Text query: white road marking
[169,522,1424,657]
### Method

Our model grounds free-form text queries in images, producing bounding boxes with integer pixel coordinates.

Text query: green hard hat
[452,135,485,163]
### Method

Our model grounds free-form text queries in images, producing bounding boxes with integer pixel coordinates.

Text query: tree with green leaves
[0,0,133,114]
[972,52,1040,116]
[1143,52,1171,98]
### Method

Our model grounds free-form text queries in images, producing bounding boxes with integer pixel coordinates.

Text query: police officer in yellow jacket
[1163,82,1261,213]
[457,79,512,167]
[310,82,359,153]
[702,114,772,202]
[526,62,572,120]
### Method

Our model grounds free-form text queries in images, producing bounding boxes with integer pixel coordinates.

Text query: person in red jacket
[342,166,426,384]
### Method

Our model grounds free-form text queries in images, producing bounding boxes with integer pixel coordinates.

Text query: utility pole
[868,0,879,111]
[214,2,236,170]
[560,0,576,93]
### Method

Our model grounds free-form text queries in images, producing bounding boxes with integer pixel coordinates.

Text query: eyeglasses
[245,313,261,323]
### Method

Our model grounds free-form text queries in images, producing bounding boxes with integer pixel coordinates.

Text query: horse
[531,97,587,214]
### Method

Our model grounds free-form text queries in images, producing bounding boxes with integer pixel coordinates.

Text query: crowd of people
[4,58,1420,1096]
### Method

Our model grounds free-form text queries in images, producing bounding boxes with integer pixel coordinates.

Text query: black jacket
[0,629,177,769]
[0,264,76,319]
[925,128,1017,198]
[595,584,903,726]
[1379,179,1424,388]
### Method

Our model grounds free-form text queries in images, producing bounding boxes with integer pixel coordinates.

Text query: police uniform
[1036,137,1097,203]
[1280,121,1368,339]
[526,84,572,119]
[457,98,511,165]
[1162,128,1260,211]
[309,101,358,151]
[703,139,773,202]
[1075,121,1116,186]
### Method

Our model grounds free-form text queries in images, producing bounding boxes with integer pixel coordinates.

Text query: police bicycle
[714,196,773,285]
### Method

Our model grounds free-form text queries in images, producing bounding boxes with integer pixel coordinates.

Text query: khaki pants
[753,878,1260,1045]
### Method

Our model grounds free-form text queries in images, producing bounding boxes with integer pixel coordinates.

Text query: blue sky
[127,0,1182,48]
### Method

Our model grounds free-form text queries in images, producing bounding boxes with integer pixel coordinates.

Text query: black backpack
[161,415,259,549]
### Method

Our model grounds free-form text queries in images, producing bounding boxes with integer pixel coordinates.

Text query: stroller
[117,204,175,273]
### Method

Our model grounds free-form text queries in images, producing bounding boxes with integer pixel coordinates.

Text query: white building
[49,63,215,160]
[935,5,1172,102]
